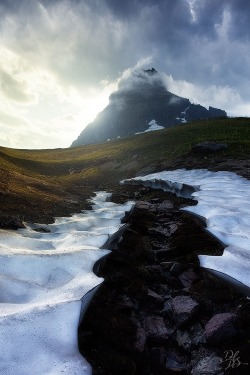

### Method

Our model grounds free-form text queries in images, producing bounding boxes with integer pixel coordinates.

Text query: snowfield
[122,169,250,295]
[0,192,134,375]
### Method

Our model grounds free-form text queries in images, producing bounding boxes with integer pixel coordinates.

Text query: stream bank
[78,186,249,375]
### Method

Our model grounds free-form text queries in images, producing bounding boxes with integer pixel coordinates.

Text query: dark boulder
[204,312,237,343]
[192,141,228,154]
[0,215,25,230]
[171,296,199,325]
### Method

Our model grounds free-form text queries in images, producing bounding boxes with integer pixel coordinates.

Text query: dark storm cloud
[1,0,250,151]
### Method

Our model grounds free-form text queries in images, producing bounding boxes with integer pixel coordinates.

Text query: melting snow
[176,107,189,123]
[0,192,134,375]
[135,119,164,135]
[122,169,250,294]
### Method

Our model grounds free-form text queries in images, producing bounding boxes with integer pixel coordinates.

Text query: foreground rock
[78,186,250,375]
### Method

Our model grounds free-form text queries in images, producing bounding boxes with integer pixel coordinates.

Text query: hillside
[1,117,250,224]
[71,69,227,147]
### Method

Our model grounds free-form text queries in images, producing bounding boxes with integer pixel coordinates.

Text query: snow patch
[135,119,164,135]
[0,192,134,375]
[176,107,189,123]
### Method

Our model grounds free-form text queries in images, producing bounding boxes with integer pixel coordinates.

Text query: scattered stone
[171,296,199,325]
[148,225,171,237]
[170,262,184,276]
[131,319,147,352]
[150,198,160,203]
[189,323,206,346]
[191,354,223,375]
[165,276,183,289]
[147,289,164,305]
[204,313,236,343]
[176,330,192,351]
[149,222,178,237]
[145,265,162,273]
[157,200,174,211]
[165,350,187,373]
[143,316,170,343]
[160,261,174,270]
[135,201,156,211]
[117,296,134,313]
[179,268,199,288]
[161,300,172,317]
[176,323,206,351]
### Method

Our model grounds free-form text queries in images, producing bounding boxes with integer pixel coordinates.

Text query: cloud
[162,73,242,115]
[0,68,32,103]
[0,0,249,149]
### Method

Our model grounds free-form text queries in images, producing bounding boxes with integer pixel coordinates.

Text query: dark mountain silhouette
[71,69,227,147]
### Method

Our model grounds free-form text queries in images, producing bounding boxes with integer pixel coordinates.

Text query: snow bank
[121,169,250,294]
[0,191,134,375]
[135,119,165,135]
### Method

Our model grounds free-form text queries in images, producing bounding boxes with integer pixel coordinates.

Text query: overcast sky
[0,0,250,149]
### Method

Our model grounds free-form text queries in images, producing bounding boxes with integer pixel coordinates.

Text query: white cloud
[162,73,246,116]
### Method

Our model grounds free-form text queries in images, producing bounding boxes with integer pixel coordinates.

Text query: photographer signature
[224,350,248,370]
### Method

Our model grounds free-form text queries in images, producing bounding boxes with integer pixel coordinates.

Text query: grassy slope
[1,117,250,223]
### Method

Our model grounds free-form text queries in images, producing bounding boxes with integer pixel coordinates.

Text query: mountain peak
[143,68,158,75]
[71,70,227,147]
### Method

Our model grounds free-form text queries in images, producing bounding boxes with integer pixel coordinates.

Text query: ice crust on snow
[122,169,250,293]
[0,191,134,375]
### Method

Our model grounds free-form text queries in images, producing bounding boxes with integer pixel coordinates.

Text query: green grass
[1,117,250,222]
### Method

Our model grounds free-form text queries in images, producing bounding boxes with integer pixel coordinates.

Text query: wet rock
[160,261,175,270]
[161,300,172,317]
[176,323,206,351]
[33,227,51,233]
[165,349,187,373]
[147,289,164,306]
[143,316,171,343]
[145,265,162,273]
[170,262,185,276]
[148,226,171,237]
[171,296,199,325]
[179,268,199,288]
[189,323,206,346]
[191,354,223,375]
[151,247,172,262]
[165,276,183,289]
[176,330,192,351]
[0,215,25,230]
[131,319,147,352]
[157,200,174,211]
[148,222,178,238]
[204,313,236,343]
[135,201,157,212]
[117,296,134,313]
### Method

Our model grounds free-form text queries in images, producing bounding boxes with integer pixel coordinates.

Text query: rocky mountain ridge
[71,69,227,147]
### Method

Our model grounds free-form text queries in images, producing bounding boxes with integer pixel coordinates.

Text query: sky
[0,0,250,149]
